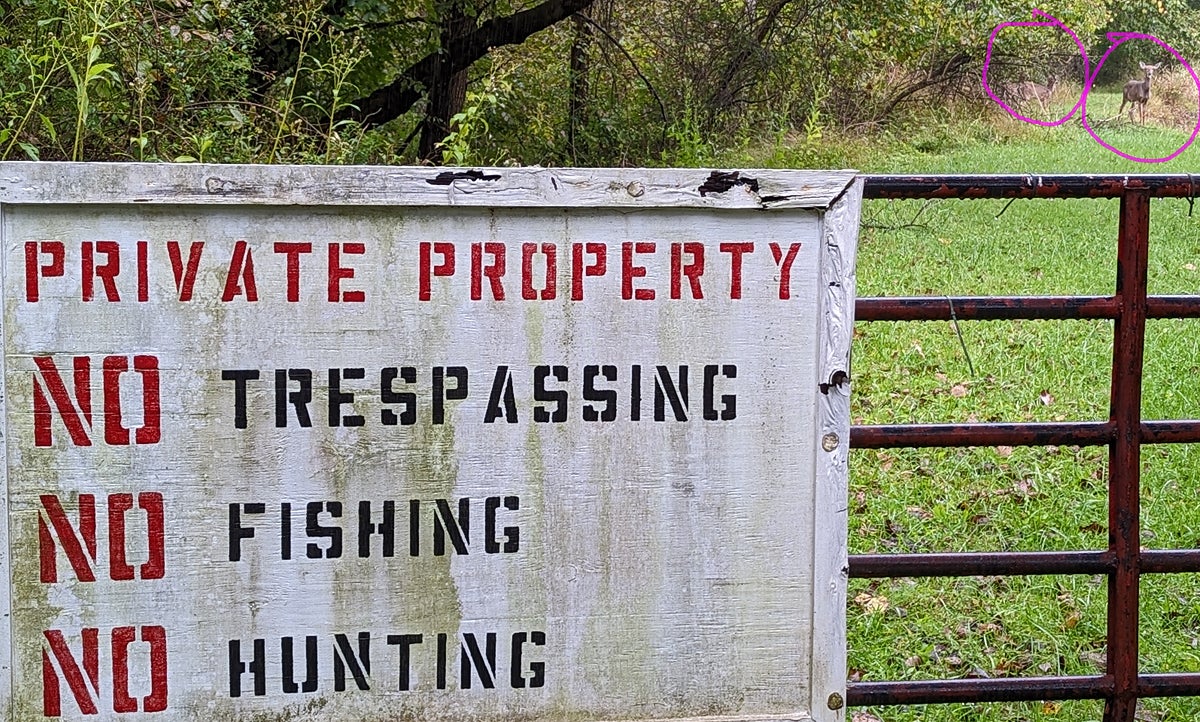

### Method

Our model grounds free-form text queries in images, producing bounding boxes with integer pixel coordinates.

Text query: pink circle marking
[982,9,1200,163]
[1081,33,1200,163]
[981,9,1088,127]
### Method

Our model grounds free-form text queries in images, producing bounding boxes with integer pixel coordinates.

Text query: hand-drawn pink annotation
[981,9,1200,163]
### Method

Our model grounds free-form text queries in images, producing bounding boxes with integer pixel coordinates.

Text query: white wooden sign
[0,163,861,721]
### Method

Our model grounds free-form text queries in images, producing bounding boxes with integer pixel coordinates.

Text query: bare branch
[577,13,668,143]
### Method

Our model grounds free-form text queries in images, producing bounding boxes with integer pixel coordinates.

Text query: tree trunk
[419,2,474,161]
[339,0,596,132]
[566,11,592,161]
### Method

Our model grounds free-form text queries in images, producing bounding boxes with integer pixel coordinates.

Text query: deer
[1003,75,1058,113]
[1119,62,1162,124]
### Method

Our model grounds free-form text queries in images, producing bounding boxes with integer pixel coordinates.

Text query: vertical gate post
[1105,189,1150,722]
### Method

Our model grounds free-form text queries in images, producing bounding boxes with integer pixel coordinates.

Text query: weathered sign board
[0,163,861,721]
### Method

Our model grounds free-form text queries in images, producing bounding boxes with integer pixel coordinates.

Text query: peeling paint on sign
[0,163,861,722]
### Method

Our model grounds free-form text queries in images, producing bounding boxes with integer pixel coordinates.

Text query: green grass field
[843,100,1200,721]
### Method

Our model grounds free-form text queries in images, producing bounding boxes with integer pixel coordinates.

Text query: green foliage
[660,101,714,167]
[1097,0,1200,80]
[61,0,128,160]
[436,72,511,166]
[0,0,372,163]
[0,0,1197,165]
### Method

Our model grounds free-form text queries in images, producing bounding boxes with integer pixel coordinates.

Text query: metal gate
[848,175,1200,721]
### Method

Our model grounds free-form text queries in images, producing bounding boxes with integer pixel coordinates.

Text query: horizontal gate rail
[852,421,1114,447]
[850,676,1113,706]
[864,173,1200,199]
[853,420,1200,447]
[851,549,1200,578]
[847,174,1200,722]
[850,551,1116,578]
[858,295,1200,321]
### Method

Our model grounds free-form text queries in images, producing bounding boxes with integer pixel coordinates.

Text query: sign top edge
[0,162,859,209]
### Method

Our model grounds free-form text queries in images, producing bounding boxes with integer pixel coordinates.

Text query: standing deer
[1003,76,1058,113]
[1119,62,1162,124]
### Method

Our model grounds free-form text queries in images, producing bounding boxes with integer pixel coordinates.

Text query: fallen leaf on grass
[1012,479,1038,498]
[1042,701,1063,715]
[996,445,1014,457]
[1080,649,1106,671]
[853,592,890,615]
[1064,610,1082,629]
[950,384,968,397]
[994,655,1031,674]
[851,712,884,722]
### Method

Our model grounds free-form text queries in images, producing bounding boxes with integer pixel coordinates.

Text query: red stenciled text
[39,492,165,583]
[21,240,804,303]
[42,626,168,715]
[419,241,803,301]
[31,354,160,448]
[23,240,365,304]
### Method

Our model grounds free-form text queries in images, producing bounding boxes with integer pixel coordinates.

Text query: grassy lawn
[842,101,1200,721]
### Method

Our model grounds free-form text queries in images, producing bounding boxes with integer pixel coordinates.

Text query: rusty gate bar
[857,296,1200,321]
[1141,550,1200,574]
[852,420,1200,447]
[852,421,1114,447]
[857,296,1118,320]
[847,175,1200,721]
[1141,420,1200,443]
[852,550,1200,578]
[864,173,1199,199]
[850,551,1115,577]
[847,676,1112,706]
[1139,675,1200,697]
[1105,189,1149,721]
